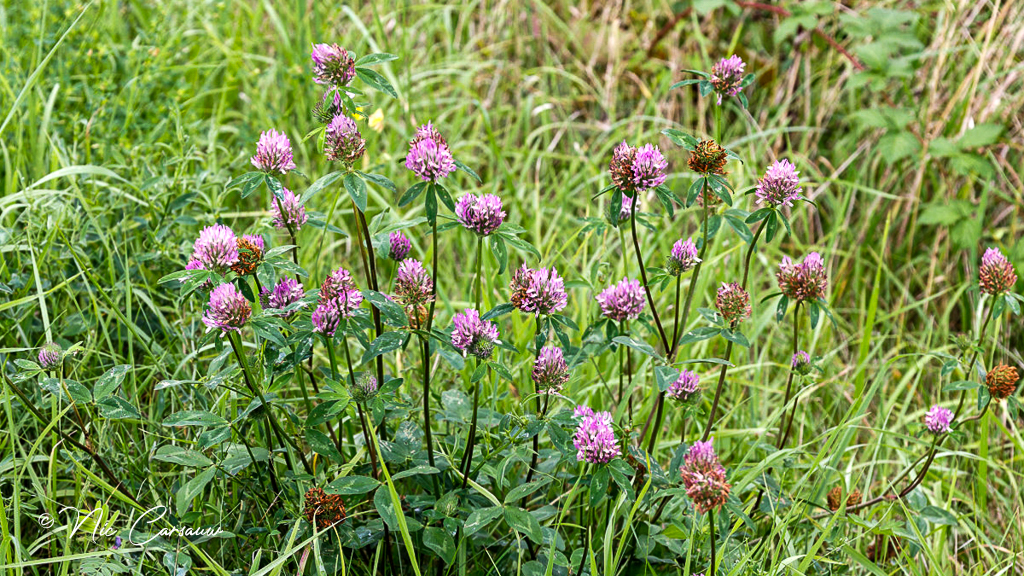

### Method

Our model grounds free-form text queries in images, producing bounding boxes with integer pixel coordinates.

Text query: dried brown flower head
[827,486,843,511]
[847,489,862,508]
[827,486,862,511]
[231,236,264,276]
[304,487,346,530]
[688,140,729,176]
[986,364,1019,400]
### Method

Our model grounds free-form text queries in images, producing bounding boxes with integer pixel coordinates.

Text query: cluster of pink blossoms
[573,410,620,464]
[456,193,505,236]
[509,264,568,316]
[667,369,701,402]
[777,252,828,302]
[533,346,570,394]
[608,141,667,193]
[710,55,745,104]
[313,268,363,337]
[716,282,750,326]
[596,278,645,322]
[406,122,456,182]
[451,308,500,359]
[679,438,731,514]
[925,405,953,434]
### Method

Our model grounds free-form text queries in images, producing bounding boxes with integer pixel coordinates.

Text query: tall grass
[1,0,1022,574]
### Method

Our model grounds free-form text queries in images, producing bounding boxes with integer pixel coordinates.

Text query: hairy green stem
[642,201,711,453]
[629,210,670,353]
[474,235,483,310]
[702,339,735,442]
[701,220,766,441]
[340,335,379,479]
[420,336,441,498]
[526,316,544,485]
[460,364,482,490]
[229,332,311,475]
[353,201,387,422]
[777,302,803,449]
[709,509,717,576]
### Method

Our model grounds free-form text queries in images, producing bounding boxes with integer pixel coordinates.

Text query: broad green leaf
[504,506,543,544]
[360,331,408,365]
[363,290,408,327]
[163,410,228,427]
[423,527,456,565]
[327,475,380,495]
[344,173,367,212]
[306,429,343,461]
[464,506,504,537]
[504,479,552,505]
[176,467,216,516]
[355,67,398,98]
[93,364,131,400]
[153,445,213,468]
[97,397,141,420]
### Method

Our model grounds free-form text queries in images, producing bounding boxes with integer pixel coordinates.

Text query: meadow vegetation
[1,1,1023,575]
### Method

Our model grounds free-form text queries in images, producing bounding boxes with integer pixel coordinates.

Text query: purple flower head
[394,259,434,328]
[270,187,308,231]
[324,115,365,165]
[510,265,568,316]
[389,231,411,261]
[608,141,667,193]
[619,194,635,222]
[38,342,62,370]
[756,159,802,207]
[250,129,296,175]
[980,247,1017,295]
[668,237,701,276]
[573,405,594,419]
[533,346,570,394]
[202,283,252,333]
[667,369,700,402]
[777,252,828,302]
[925,405,953,434]
[679,438,731,514]
[405,122,455,181]
[261,277,305,318]
[451,308,500,359]
[394,259,433,306]
[311,300,342,337]
[596,278,646,322]
[319,267,363,317]
[192,224,239,274]
[631,144,668,190]
[311,43,355,87]
[710,55,746,105]
[791,350,812,375]
[352,375,379,404]
[456,194,505,236]
[573,410,620,464]
[716,282,750,326]
[412,122,447,146]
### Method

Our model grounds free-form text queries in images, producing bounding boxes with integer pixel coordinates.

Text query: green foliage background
[1,0,1022,574]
